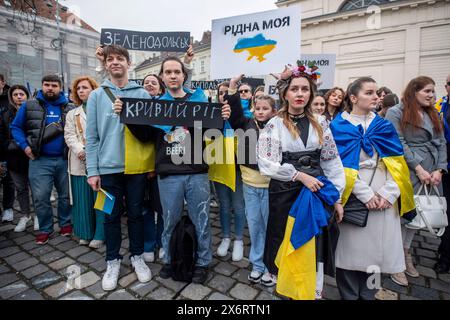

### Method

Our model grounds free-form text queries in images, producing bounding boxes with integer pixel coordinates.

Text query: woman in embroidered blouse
[257,65,346,297]
[64,76,104,248]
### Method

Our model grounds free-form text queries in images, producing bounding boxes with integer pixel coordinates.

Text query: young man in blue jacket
[10,75,72,245]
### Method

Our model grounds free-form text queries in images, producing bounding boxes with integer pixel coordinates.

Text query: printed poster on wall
[211,5,302,79]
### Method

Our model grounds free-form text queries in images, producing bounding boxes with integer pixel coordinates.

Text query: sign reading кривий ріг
[120,98,224,129]
[101,29,190,52]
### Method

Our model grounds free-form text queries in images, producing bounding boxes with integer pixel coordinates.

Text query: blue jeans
[214,171,246,240]
[158,173,212,267]
[243,183,269,273]
[100,173,146,261]
[143,208,163,252]
[28,156,71,234]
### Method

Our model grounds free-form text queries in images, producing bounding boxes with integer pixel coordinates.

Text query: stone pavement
[1,201,450,300]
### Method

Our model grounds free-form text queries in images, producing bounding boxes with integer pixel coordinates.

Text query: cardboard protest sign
[264,75,278,100]
[211,5,301,79]
[298,54,336,90]
[190,78,264,91]
[191,81,219,90]
[101,29,190,52]
[120,98,223,128]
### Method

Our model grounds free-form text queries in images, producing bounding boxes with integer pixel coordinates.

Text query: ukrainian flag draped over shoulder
[206,121,237,191]
[124,127,155,174]
[330,113,415,216]
[275,176,340,300]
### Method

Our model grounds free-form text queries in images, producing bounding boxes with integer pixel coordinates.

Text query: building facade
[0,0,101,93]
[134,0,450,98]
[278,0,450,98]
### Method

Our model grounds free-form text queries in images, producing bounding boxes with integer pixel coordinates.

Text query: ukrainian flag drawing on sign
[94,188,115,215]
[233,34,277,62]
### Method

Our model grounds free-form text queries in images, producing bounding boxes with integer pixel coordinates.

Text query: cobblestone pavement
[1,201,450,300]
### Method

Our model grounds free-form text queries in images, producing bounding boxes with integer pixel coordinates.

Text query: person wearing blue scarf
[123,56,231,285]
[435,74,450,274]
[238,83,254,119]
[332,77,414,299]
[140,73,165,264]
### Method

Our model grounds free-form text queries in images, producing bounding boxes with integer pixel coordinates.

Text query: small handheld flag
[94,188,115,215]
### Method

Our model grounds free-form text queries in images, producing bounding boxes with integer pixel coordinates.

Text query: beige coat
[64,106,87,176]
[335,112,405,274]
[64,106,88,205]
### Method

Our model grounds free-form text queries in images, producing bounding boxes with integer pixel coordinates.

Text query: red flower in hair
[299,66,306,72]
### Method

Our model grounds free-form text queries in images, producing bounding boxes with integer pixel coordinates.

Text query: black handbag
[7,140,21,153]
[343,156,378,227]
[42,120,63,144]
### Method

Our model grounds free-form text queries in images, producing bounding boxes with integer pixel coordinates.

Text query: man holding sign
[114,56,231,284]
[86,44,152,291]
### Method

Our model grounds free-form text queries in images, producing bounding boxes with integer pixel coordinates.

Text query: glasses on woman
[239,89,250,94]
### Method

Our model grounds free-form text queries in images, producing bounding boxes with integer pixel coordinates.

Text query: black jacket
[0,105,28,171]
[226,91,263,171]
[0,85,11,113]
[23,99,73,158]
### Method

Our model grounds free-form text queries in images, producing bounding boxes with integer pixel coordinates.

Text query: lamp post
[49,0,65,92]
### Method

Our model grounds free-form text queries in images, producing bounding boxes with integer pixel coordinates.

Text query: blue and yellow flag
[207,121,237,191]
[330,113,415,216]
[94,188,115,215]
[275,176,339,300]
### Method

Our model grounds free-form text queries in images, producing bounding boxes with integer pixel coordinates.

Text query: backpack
[169,215,198,282]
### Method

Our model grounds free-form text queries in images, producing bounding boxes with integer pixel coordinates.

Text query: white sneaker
[89,240,104,249]
[14,216,31,232]
[1,208,13,222]
[34,216,39,231]
[248,270,262,284]
[102,259,121,291]
[315,290,323,300]
[143,252,155,263]
[217,238,231,257]
[261,273,277,287]
[131,254,152,283]
[232,240,244,261]
[79,239,89,246]
[158,248,165,260]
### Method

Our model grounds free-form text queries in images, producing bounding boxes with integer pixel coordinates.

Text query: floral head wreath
[291,60,321,82]
[276,61,321,104]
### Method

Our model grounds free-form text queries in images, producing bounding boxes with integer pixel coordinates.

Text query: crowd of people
[0,45,449,300]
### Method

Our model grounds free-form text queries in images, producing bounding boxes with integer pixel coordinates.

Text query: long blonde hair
[278,76,323,144]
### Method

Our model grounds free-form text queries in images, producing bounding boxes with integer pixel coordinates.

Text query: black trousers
[335,268,377,300]
[1,171,15,211]
[9,169,31,216]
[438,173,450,263]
